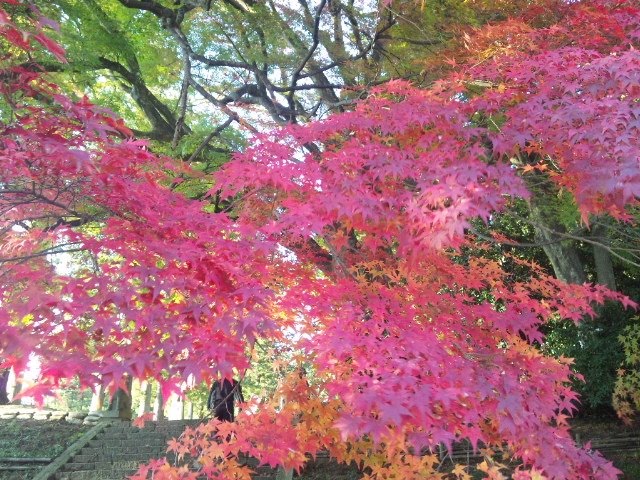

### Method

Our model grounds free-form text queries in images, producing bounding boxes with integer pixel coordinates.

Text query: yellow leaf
[452,463,471,479]
[530,469,547,480]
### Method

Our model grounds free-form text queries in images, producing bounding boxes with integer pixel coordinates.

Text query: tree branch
[299,18,394,80]
[0,245,85,265]
[287,0,328,120]
[189,79,259,134]
[172,27,192,148]
[187,117,235,163]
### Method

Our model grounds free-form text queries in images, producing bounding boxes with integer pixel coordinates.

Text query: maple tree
[1,1,640,479]
[28,0,637,412]
[30,0,504,163]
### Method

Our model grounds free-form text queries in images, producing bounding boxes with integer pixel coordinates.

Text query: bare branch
[187,117,235,163]
[117,0,176,19]
[0,245,85,265]
[288,0,328,116]
[299,18,395,80]
[344,0,365,54]
[173,28,192,148]
[189,79,259,134]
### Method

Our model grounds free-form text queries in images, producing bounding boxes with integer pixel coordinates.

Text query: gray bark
[108,376,133,420]
[11,375,21,404]
[89,384,105,411]
[275,467,294,480]
[530,203,586,284]
[591,222,617,290]
[0,369,9,405]
[155,388,165,421]
[98,57,179,141]
[138,380,153,416]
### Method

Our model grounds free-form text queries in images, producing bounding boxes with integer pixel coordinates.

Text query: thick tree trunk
[138,380,152,416]
[530,203,586,284]
[11,373,21,404]
[275,467,293,480]
[108,376,133,420]
[90,384,105,411]
[155,388,165,421]
[0,368,9,405]
[98,57,179,141]
[591,222,617,290]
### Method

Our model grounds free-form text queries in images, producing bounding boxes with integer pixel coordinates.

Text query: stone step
[99,429,189,439]
[57,464,278,480]
[96,433,174,441]
[66,457,164,468]
[105,421,199,430]
[61,457,267,471]
[55,467,279,480]
[88,434,172,441]
[61,460,156,471]
[101,428,188,435]
[49,420,283,480]
[77,443,165,453]
[88,438,169,448]
[81,445,167,455]
[103,428,195,435]
[55,469,138,480]
[56,473,277,480]
[71,449,168,463]
[75,443,173,458]
[94,432,182,439]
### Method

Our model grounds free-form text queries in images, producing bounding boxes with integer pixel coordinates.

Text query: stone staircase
[51,420,278,480]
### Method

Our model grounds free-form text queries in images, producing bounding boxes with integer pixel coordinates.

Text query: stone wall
[0,406,98,425]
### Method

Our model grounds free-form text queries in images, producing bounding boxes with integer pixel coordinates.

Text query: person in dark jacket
[207,378,243,422]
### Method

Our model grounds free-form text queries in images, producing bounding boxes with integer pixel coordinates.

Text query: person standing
[207,378,243,421]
